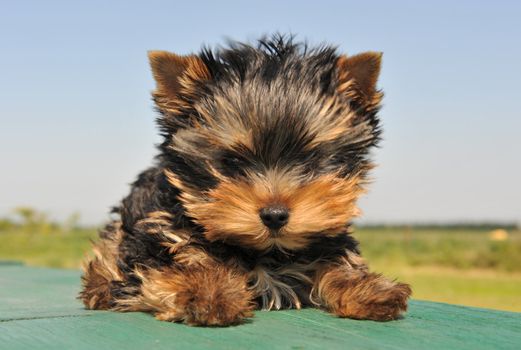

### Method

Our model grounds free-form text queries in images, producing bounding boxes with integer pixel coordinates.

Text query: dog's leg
[110,245,253,326]
[79,222,127,310]
[313,251,411,321]
[128,258,254,326]
[80,219,254,326]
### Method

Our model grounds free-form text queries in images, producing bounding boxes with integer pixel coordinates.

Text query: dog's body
[80,36,411,326]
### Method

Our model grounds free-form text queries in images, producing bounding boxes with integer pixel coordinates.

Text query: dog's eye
[221,156,242,168]
[219,153,250,177]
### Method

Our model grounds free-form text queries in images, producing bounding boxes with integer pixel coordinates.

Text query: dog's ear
[336,52,382,108]
[148,51,210,114]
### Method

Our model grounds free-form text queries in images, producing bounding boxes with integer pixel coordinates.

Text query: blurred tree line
[0,207,81,234]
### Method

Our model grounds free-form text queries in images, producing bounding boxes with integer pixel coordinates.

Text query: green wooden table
[1,264,520,350]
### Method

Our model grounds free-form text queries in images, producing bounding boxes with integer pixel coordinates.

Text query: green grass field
[1,221,520,312]
[354,227,521,312]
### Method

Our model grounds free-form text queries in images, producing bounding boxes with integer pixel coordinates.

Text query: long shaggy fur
[79,35,411,326]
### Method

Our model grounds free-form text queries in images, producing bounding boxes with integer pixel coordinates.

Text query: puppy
[80,35,411,326]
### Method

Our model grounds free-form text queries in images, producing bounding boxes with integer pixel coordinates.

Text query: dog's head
[149,36,382,251]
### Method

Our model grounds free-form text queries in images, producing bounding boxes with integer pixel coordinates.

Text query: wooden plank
[1,265,521,350]
[0,265,96,320]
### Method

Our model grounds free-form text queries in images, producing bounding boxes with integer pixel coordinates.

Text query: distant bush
[0,207,85,235]
[0,207,97,268]
[0,218,14,231]
[356,227,521,272]
[359,223,519,231]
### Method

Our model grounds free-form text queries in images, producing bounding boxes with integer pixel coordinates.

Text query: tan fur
[314,253,411,321]
[171,168,365,251]
[115,254,254,326]
[171,80,372,155]
[336,52,383,109]
[148,51,210,114]
[248,259,318,310]
[307,96,358,146]
[172,245,217,267]
[135,210,190,250]
[193,94,255,150]
[79,222,125,309]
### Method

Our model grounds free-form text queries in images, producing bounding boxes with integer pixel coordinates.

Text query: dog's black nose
[259,206,289,230]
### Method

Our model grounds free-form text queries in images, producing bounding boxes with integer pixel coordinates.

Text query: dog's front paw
[333,273,411,321]
[150,266,254,326]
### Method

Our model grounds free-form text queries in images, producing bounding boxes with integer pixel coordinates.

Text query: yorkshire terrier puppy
[80,35,411,326]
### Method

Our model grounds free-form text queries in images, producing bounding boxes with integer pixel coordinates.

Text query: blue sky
[1,1,520,225]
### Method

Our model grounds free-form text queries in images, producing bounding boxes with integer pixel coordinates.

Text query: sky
[1,0,520,225]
